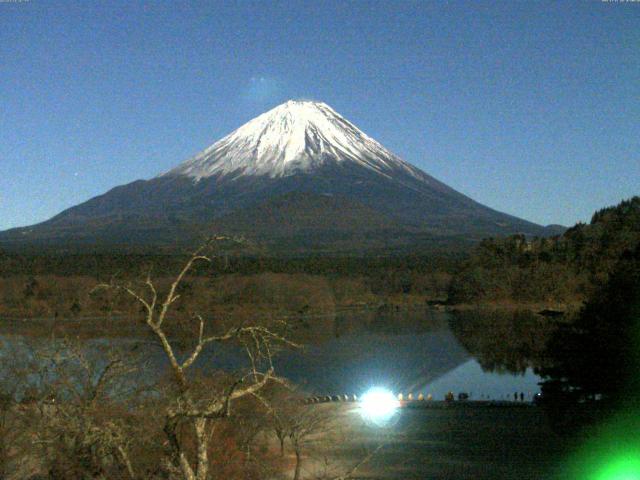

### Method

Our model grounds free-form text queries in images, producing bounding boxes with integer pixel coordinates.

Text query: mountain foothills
[0,196,636,321]
[0,101,560,254]
[448,196,640,304]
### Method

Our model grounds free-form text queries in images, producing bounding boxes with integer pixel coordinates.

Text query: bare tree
[18,337,144,480]
[95,239,299,480]
[0,339,26,478]
[256,386,335,480]
[262,393,387,480]
[288,404,330,480]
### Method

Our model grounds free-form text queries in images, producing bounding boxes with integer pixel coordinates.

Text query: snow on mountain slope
[0,98,555,251]
[165,100,423,180]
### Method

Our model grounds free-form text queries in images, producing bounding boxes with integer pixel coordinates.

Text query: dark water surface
[276,308,544,399]
[0,308,548,400]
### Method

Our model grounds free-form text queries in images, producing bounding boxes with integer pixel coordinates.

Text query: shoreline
[0,299,582,325]
[0,300,580,340]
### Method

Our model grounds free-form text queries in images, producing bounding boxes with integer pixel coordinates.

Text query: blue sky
[1,0,638,230]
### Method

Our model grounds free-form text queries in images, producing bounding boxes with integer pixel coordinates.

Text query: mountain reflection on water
[448,309,558,375]
[273,307,553,398]
[0,308,557,400]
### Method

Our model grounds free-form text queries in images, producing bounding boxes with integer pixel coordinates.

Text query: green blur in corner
[594,453,640,480]
[559,411,640,480]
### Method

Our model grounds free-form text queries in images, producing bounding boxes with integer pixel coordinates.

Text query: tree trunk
[293,446,302,480]
[164,414,196,480]
[179,452,196,480]
[195,418,209,480]
[117,444,136,480]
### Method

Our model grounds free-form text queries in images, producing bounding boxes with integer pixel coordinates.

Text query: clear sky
[1,0,638,231]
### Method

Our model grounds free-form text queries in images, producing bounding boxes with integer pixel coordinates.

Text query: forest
[0,250,457,320]
[1,197,639,320]
[447,196,640,305]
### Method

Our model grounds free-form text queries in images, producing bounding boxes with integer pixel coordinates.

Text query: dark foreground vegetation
[0,246,392,480]
[0,334,342,480]
[448,196,640,305]
[448,197,640,439]
[537,242,640,429]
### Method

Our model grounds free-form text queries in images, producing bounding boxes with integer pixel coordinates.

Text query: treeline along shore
[0,254,455,321]
[0,196,638,322]
[448,196,640,306]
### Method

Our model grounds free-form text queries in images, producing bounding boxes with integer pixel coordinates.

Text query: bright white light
[359,387,400,425]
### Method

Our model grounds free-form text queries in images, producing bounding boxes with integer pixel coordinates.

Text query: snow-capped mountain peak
[165,100,419,180]
[1,100,552,250]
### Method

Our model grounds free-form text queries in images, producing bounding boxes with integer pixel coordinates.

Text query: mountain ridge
[0,100,560,253]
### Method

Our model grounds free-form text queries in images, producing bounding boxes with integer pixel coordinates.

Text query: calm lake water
[0,307,549,401]
[275,308,544,400]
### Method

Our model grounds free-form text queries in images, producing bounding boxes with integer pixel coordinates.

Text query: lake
[275,307,545,400]
[0,307,551,401]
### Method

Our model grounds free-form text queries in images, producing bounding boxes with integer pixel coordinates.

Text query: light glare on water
[359,387,400,426]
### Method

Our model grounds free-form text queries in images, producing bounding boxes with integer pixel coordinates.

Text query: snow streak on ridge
[165,100,422,180]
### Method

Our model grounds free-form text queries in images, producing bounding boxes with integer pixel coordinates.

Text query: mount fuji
[0,100,560,253]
